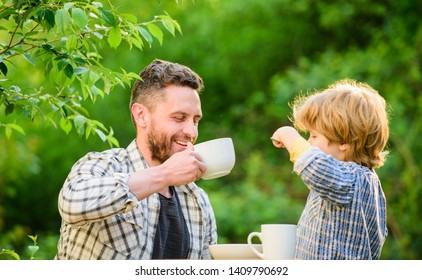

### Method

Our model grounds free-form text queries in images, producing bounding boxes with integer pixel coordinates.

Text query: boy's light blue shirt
[293,147,388,259]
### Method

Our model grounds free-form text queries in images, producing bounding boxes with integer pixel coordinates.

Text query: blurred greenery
[1,0,421,260]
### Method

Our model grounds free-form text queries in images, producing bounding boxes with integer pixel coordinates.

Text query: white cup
[194,137,235,180]
[247,224,297,260]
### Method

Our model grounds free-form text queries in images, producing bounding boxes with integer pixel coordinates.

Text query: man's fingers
[186,141,194,150]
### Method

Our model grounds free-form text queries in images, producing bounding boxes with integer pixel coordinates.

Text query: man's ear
[131,103,149,128]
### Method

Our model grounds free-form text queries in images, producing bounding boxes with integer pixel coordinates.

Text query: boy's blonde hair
[292,79,389,168]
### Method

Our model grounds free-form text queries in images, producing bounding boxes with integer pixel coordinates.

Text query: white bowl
[209,244,262,260]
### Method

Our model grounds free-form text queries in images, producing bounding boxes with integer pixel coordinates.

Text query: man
[55,59,217,259]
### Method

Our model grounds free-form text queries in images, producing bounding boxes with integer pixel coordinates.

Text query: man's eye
[173,116,184,122]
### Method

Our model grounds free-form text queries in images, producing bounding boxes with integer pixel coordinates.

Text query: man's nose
[183,121,198,141]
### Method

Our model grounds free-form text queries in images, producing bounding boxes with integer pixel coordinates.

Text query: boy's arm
[272,127,356,205]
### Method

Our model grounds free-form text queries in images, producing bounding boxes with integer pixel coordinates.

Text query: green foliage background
[1,0,421,259]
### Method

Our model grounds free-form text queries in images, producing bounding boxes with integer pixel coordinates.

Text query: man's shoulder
[85,147,129,161]
[79,140,137,165]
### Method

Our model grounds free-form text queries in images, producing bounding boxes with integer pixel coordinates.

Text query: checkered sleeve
[58,149,139,226]
[293,147,356,205]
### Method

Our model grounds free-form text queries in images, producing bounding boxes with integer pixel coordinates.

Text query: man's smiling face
[146,84,202,164]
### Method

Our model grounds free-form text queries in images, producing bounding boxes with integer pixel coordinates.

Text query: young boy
[271,79,389,259]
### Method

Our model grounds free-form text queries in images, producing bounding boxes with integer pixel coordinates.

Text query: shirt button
[125,213,131,219]
[154,203,159,208]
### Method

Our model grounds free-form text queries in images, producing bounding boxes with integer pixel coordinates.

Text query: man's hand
[161,142,207,186]
[128,142,207,200]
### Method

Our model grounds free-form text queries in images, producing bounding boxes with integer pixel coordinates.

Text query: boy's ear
[339,143,350,151]
[131,103,149,128]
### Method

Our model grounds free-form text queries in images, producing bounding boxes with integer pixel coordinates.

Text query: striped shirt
[293,147,388,259]
[55,140,217,260]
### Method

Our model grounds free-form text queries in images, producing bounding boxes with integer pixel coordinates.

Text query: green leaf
[137,26,153,46]
[107,135,120,147]
[6,123,25,135]
[74,67,89,75]
[64,2,75,11]
[24,31,38,37]
[162,19,175,36]
[98,7,116,27]
[147,23,163,45]
[72,8,88,30]
[28,235,39,260]
[60,118,72,134]
[59,103,69,118]
[91,120,107,131]
[23,53,35,65]
[0,61,8,76]
[28,235,38,244]
[57,58,70,71]
[95,128,106,142]
[108,26,122,49]
[42,43,57,54]
[66,34,78,51]
[5,126,11,139]
[5,103,15,115]
[122,13,137,24]
[90,85,104,99]
[50,65,70,86]
[85,124,91,139]
[131,36,144,51]
[73,115,86,136]
[43,9,55,28]
[82,69,100,86]
[28,245,39,256]
[0,249,20,260]
[173,20,182,35]
[0,7,14,20]
[157,14,181,36]
[93,31,103,39]
[63,64,74,79]
[106,127,119,147]
[126,72,142,80]
[55,9,71,33]
[73,56,86,65]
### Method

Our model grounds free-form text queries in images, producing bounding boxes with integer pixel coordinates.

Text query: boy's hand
[271,126,303,152]
[271,137,285,148]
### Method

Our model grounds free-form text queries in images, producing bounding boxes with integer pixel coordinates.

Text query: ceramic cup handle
[247,232,265,259]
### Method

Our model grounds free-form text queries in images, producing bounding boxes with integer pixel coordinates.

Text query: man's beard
[147,124,173,164]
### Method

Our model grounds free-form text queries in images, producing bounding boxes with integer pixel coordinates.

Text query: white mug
[247,224,297,260]
[194,138,235,180]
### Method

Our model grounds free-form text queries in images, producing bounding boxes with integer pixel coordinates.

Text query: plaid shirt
[293,147,388,259]
[55,140,217,260]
